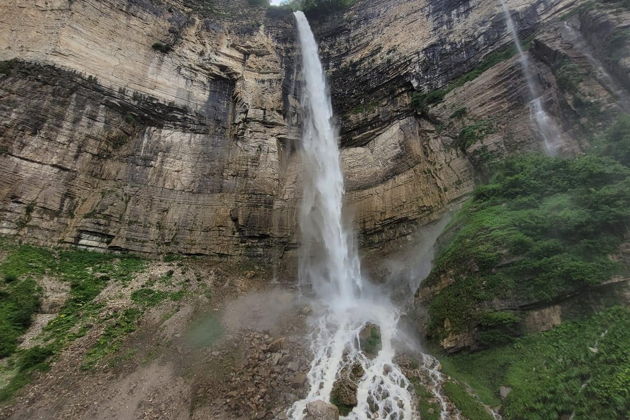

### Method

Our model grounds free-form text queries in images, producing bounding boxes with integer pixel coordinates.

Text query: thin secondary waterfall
[289,11,415,419]
[499,0,563,155]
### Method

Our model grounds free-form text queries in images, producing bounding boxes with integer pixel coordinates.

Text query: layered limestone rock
[1,0,623,263]
[0,0,298,257]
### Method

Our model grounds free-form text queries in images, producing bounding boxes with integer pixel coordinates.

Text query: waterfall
[499,0,563,155]
[294,10,362,302]
[289,11,416,419]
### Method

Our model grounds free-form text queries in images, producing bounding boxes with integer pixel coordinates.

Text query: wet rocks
[358,323,382,358]
[305,400,340,420]
[330,362,364,415]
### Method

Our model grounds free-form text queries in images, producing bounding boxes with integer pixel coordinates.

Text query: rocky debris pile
[194,330,311,419]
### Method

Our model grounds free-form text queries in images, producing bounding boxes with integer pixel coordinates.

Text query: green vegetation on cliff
[423,114,630,418]
[0,240,146,401]
[410,39,534,115]
[424,115,630,344]
[0,276,40,357]
[441,306,630,419]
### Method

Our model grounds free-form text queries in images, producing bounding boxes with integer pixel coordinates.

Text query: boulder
[304,400,339,420]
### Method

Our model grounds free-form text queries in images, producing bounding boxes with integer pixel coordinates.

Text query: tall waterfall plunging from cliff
[293,10,362,301]
[289,11,416,419]
[499,0,563,155]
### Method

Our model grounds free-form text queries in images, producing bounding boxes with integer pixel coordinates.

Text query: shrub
[151,42,172,54]
[603,114,630,166]
[442,307,630,419]
[0,277,41,357]
[450,107,468,119]
[411,89,446,114]
[4,272,18,283]
[554,59,584,92]
[456,120,494,150]
[17,346,54,372]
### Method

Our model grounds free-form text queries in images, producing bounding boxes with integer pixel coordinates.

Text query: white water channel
[499,0,563,155]
[289,11,422,419]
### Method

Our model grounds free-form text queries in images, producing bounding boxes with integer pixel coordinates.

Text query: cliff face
[1,0,626,265]
[0,0,298,258]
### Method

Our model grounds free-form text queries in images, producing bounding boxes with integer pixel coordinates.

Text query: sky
[270,0,285,4]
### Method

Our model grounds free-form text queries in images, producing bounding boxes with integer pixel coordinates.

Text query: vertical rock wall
[2,0,624,265]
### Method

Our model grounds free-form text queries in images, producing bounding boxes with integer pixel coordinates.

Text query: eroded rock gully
[2,0,620,265]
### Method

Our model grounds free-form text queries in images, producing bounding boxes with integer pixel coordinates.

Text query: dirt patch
[89,361,191,420]
[222,289,300,334]
[187,329,310,420]
[18,314,57,349]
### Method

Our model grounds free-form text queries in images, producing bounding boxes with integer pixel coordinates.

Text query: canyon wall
[0,0,298,259]
[1,0,627,267]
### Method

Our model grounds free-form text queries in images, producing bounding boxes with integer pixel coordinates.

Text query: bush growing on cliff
[601,113,630,165]
[152,42,172,54]
[411,89,445,115]
[455,119,494,151]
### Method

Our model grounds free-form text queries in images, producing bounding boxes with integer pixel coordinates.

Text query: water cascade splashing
[289,11,417,419]
[293,10,362,302]
[499,0,564,155]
